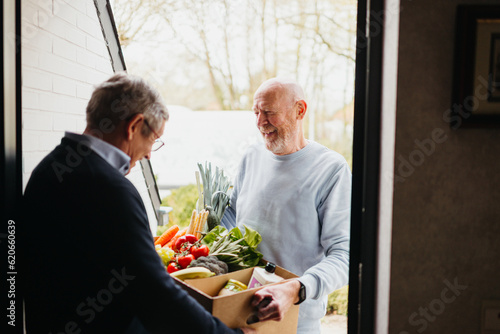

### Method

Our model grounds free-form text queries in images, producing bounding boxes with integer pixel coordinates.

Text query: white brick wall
[22,0,113,187]
[21,0,159,234]
[53,37,78,61]
[53,75,77,96]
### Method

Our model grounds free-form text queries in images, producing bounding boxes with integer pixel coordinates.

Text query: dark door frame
[2,1,23,333]
[348,0,386,333]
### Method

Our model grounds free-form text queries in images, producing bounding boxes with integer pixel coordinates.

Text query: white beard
[261,123,299,155]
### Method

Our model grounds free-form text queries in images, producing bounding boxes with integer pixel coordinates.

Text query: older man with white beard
[222,78,352,333]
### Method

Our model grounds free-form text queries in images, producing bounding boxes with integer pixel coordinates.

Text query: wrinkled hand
[250,279,301,323]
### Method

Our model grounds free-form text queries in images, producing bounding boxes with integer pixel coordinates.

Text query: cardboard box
[174,265,300,333]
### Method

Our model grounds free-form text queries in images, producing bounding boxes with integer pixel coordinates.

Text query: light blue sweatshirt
[221,140,351,333]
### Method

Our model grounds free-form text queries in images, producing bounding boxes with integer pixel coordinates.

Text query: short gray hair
[86,72,168,134]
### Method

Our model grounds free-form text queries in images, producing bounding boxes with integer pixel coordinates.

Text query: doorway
[112,0,356,331]
[1,0,399,333]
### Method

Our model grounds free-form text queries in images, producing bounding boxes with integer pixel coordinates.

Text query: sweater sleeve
[221,205,237,229]
[299,162,351,300]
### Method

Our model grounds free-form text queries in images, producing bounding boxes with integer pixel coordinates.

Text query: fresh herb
[202,225,264,272]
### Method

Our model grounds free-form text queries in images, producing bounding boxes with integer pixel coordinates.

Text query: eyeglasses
[144,120,164,152]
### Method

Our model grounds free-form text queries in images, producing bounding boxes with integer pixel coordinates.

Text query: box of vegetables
[166,224,299,333]
[153,162,299,333]
[177,260,300,333]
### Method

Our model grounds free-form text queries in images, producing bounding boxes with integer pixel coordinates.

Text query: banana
[170,267,215,280]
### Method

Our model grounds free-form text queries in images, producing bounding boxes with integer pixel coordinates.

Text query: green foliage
[327,285,348,315]
[161,184,198,231]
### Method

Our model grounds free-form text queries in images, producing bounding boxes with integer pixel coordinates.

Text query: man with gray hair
[222,77,351,333]
[22,72,254,334]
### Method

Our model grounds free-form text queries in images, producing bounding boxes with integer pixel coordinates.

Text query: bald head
[254,78,305,108]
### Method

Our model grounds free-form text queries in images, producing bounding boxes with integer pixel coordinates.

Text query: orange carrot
[165,226,188,249]
[154,225,179,247]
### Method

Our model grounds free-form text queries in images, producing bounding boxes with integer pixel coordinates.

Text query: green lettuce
[201,225,264,272]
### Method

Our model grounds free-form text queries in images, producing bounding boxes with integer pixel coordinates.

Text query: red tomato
[175,234,199,252]
[178,254,195,269]
[174,236,187,252]
[190,244,210,259]
[167,262,181,273]
[184,234,198,244]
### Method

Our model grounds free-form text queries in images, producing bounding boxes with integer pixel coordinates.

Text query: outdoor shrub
[160,184,198,233]
[327,285,348,315]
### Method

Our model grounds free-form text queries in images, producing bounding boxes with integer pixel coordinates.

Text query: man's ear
[296,100,307,120]
[126,113,144,140]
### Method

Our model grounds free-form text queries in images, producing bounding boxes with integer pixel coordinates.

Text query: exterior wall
[21,0,158,234]
[21,0,113,187]
[390,1,500,333]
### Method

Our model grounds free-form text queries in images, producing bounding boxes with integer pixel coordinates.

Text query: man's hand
[250,279,301,322]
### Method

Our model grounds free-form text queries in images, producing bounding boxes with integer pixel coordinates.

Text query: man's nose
[256,113,267,127]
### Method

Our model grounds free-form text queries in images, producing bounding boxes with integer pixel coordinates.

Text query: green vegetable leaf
[242,225,262,249]
[228,225,263,270]
[202,225,227,247]
[200,224,263,272]
[229,226,243,239]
